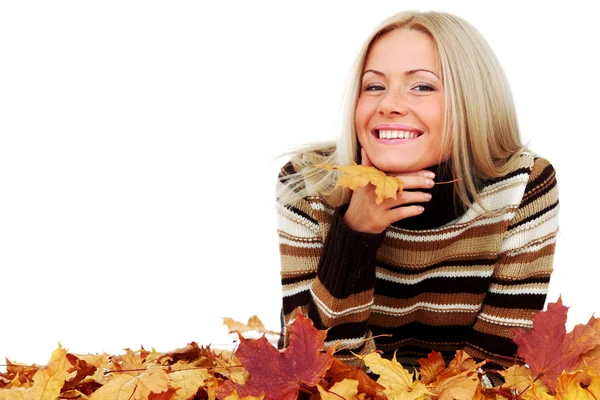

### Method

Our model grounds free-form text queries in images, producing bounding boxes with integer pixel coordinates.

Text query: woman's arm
[464,156,560,371]
[276,161,386,365]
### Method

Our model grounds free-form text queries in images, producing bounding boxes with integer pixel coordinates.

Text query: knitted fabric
[276,151,559,370]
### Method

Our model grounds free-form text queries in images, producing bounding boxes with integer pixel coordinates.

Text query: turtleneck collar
[391,158,468,230]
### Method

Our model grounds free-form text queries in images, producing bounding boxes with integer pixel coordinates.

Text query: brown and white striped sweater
[276,151,559,370]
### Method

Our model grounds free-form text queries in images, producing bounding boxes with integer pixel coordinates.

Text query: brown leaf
[326,357,385,396]
[417,351,446,385]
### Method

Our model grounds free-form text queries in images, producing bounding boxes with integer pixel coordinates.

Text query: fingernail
[426,179,435,187]
[425,171,435,178]
[424,193,432,200]
[418,206,425,212]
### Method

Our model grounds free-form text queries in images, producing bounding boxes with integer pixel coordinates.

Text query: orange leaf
[326,357,385,396]
[417,351,446,385]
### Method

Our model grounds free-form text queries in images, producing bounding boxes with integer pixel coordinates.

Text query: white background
[1,1,598,365]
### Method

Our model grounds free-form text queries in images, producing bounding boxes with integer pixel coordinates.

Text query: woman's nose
[377,89,410,116]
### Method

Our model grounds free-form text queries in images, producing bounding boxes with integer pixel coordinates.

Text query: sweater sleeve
[276,161,385,364]
[464,156,560,370]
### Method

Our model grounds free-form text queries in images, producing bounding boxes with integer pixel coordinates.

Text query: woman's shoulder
[481,151,556,188]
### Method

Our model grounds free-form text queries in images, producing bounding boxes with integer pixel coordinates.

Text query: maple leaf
[168,368,212,400]
[363,351,433,400]
[500,364,536,394]
[88,368,170,400]
[317,378,360,399]
[512,297,600,393]
[556,367,600,400]
[326,357,385,396]
[417,351,446,385]
[314,163,404,204]
[216,309,335,400]
[222,316,279,336]
[422,351,484,400]
[0,344,71,400]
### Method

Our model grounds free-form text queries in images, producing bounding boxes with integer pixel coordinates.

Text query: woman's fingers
[389,204,427,222]
[396,174,436,190]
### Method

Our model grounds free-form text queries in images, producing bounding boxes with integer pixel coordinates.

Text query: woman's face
[355,28,449,173]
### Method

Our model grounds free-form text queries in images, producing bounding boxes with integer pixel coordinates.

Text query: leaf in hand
[216,309,335,400]
[314,163,403,204]
[512,297,600,393]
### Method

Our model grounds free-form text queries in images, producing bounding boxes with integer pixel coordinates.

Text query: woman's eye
[365,84,385,91]
[414,84,435,92]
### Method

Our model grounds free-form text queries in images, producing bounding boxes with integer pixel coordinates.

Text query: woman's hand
[343,149,435,234]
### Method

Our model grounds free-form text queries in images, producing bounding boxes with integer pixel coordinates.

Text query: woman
[275,10,559,375]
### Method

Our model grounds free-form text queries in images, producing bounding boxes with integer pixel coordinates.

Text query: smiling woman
[275,10,559,385]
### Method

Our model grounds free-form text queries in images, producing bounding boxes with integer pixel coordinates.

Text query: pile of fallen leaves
[1,298,600,399]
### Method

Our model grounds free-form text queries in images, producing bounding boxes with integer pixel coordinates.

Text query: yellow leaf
[0,345,71,400]
[317,378,359,399]
[501,365,535,394]
[522,380,555,400]
[88,368,170,400]
[314,163,403,204]
[169,368,212,400]
[363,351,432,400]
[29,344,71,400]
[222,315,279,336]
[556,368,600,400]
[221,388,265,400]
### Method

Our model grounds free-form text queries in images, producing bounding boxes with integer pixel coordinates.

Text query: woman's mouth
[371,129,424,144]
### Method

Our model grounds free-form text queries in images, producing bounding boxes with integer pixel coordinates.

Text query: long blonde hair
[277,10,530,214]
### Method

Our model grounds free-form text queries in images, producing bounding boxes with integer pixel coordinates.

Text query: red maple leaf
[512,297,600,393]
[216,310,335,400]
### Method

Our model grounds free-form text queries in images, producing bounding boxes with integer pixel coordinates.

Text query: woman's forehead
[364,29,440,77]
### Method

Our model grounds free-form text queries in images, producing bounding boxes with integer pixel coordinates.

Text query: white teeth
[377,130,421,139]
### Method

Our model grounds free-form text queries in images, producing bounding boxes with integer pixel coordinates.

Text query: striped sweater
[276,151,559,370]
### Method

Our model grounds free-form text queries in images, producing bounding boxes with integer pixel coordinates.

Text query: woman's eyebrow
[362,68,440,80]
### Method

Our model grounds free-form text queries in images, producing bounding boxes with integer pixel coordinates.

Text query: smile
[371,129,424,144]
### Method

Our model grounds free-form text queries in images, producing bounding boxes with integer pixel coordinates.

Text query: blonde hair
[277,10,530,215]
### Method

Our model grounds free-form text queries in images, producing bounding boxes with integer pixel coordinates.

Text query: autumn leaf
[88,368,170,400]
[424,351,484,400]
[168,368,212,400]
[556,367,600,399]
[315,163,403,204]
[362,351,433,400]
[512,297,600,393]
[317,378,360,399]
[216,309,335,400]
[222,316,279,336]
[326,357,385,397]
[148,387,179,400]
[500,364,536,394]
[417,351,446,385]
